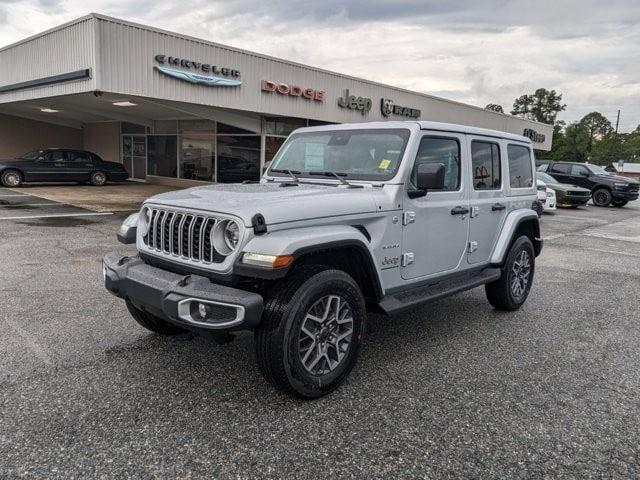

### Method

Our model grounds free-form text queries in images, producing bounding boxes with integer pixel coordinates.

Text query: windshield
[588,164,609,175]
[536,172,556,184]
[19,150,43,160]
[268,128,411,181]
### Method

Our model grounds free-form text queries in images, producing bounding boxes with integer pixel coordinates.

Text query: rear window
[550,163,571,174]
[507,145,533,188]
[471,141,501,190]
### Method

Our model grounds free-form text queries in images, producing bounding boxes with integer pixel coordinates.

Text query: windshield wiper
[308,171,351,185]
[270,169,301,183]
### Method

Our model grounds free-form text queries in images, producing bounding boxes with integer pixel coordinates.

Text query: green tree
[511,88,566,124]
[485,104,504,113]
[551,122,589,162]
[579,112,613,155]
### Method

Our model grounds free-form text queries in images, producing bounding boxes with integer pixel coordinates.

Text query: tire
[485,236,535,312]
[126,299,187,335]
[612,200,628,208]
[255,267,366,399]
[1,169,23,188]
[90,171,108,186]
[592,188,612,207]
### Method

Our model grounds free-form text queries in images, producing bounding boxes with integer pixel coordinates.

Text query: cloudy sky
[1,0,639,131]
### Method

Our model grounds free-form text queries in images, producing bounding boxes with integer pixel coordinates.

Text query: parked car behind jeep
[539,161,639,207]
[536,171,591,208]
[104,121,542,399]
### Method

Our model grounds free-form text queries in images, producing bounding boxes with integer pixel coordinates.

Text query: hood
[145,181,379,226]
[0,158,27,167]
[599,174,639,184]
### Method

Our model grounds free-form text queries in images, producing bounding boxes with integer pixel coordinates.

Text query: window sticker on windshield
[378,159,392,170]
[304,143,325,170]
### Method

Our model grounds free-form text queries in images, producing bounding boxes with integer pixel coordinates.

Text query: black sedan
[0,149,129,187]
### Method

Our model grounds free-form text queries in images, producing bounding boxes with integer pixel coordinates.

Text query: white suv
[105,121,542,398]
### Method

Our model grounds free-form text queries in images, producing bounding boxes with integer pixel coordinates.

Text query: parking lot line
[0,202,61,207]
[0,212,113,220]
[0,193,29,197]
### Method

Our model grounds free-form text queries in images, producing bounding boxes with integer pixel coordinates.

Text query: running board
[378,268,502,314]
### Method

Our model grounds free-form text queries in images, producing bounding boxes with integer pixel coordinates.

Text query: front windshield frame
[536,172,556,184]
[587,164,609,175]
[267,128,412,182]
[19,150,44,160]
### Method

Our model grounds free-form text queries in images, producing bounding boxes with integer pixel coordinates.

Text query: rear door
[401,132,469,280]
[547,162,572,183]
[467,137,507,264]
[65,151,94,182]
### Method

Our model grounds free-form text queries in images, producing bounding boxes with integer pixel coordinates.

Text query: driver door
[401,132,469,280]
[29,151,68,182]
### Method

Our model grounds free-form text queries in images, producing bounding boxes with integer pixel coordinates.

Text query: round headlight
[138,207,151,237]
[224,221,240,250]
[212,219,241,256]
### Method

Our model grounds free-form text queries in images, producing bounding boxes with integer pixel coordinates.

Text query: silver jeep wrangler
[104,121,542,398]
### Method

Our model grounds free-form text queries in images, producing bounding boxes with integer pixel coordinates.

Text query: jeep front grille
[143,208,224,263]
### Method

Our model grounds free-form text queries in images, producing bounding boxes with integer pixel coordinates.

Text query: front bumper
[103,252,263,331]
[612,190,639,201]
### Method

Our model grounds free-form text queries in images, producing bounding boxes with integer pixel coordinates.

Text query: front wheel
[592,188,612,207]
[485,236,535,311]
[1,169,23,187]
[612,200,628,208]
[255,267,366,399]
[90,171,108,186]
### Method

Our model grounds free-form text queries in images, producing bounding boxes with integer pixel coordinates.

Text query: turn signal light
[242,252,294,269]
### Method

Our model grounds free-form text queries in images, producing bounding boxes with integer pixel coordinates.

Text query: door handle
[491,203,506,211]
[451,206,470,216]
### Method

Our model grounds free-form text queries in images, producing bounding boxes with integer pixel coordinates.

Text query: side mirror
[409,163,446,198]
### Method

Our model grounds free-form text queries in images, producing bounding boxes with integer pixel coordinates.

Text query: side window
[571,164,589,176]
[412,136,460,191]
[507,144,533,188]
[68,151,90,163]
[45,151,66,162]
[471,141,501,190]
[550,163,571,174]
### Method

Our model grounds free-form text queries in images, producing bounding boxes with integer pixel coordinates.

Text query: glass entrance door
[122,135,147,181]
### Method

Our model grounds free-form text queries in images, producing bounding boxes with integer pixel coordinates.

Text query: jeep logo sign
[337,89,372,115]
[523,128,546,143]
[381,98,421,118]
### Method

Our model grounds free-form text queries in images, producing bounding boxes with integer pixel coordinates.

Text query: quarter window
[507,145,533,188]
[45,151,65,162]
[412,137,460,191]
[471,141,501,190]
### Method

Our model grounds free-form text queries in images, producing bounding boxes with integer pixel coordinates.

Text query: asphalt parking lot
[1,197,640,478]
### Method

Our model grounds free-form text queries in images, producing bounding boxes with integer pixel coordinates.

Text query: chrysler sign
[154,55,241,87]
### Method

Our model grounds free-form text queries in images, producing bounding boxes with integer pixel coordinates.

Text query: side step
[378,268,502,315]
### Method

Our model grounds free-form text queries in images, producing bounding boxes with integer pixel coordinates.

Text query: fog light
[198,303,209,319]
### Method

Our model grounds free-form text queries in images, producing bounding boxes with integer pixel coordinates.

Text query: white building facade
[0,14,553,186]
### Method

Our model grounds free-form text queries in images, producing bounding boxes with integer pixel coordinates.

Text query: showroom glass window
[471,141,501,190]
[179,120,215,181]
[507,144,533,188]
[412,136,460,190]
[147,136,178,178]
[216,123,260,183]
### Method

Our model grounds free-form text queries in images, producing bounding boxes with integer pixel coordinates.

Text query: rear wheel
[612,200,628,208]
[485,236,535,311]
[1,169,22,187]
[255,267,366,399]
[126,300,187,335]
[90,171,108,186]
[592,188,612,207]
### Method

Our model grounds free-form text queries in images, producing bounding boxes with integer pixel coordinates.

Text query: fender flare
[490,209,541,265]
[234,225,384,298]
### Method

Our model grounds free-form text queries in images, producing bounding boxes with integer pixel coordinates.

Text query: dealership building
[0,13,552,186]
